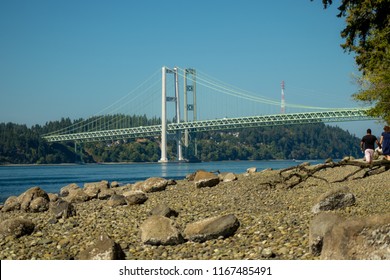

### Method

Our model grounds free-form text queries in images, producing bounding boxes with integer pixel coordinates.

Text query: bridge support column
[159,66,168,163]
[159,66,184,163]
[183,68,197,158]
[174,67,184,162]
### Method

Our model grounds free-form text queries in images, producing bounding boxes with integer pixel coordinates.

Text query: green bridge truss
[43,108,375,143]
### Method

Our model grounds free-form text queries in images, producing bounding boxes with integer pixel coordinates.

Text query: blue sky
[0,0,385,137]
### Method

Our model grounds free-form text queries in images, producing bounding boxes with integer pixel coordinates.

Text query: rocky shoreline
[0,158,389,260]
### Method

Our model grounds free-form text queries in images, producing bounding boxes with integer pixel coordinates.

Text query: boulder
[246,167,257,174]
[83,180,109,199]
[312,186,355,214]
[63,188,91,203]
[77,233,125,260]
[184,214,240,242]
[60,183,80,197]
[139,216,184,245]
[107,194,127,208]
[1,196,20,212]
[97,188,115,200]
[149,204,179,218]
[29,197,50,212]
[321,214,390,260]
[219,172,237,182]
[309,212,345,256]
[194,170,220,188]
[0,218,35,238]
[18,187,50,212]
[50,199,76,219]
[132,177,169,193]
[48,193,59,202]
[123,190,148,205]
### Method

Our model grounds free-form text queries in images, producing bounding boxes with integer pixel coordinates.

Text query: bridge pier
[159,66,168,162]
[159,66,184,163]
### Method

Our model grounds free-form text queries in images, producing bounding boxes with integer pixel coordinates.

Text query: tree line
[0,114,363,164]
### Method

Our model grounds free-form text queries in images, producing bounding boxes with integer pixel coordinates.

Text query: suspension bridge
[43,66,375,162]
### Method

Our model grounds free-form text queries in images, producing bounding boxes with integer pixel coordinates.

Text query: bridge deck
[43,108,374,143]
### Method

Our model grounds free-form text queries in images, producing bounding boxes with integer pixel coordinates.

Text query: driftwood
[270,158,390,189]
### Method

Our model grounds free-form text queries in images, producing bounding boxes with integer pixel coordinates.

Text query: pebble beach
[1,160,389,260]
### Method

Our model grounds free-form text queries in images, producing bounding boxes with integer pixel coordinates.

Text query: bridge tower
[183,68,197,157]
[159,66,183,163]
[281,80,286,114]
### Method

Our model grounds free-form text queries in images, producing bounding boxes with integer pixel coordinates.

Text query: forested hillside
[0,115,363,164]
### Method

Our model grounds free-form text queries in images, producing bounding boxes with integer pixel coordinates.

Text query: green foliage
[315,0,390,124]
[0,114,362,164]
[195,123,361,161]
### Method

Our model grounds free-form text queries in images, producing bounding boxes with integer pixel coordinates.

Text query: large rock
[97,188,115,200]
[18,187,50,212]
[49,199,76,219]
[63,188,91,203]
[77,233,125,260]
[219,172,238,182]
[309,212,345,256]
[312,186,355,214]
[184,214,240,242]
[246,167,257,174]
[149,204,179,218]
[0,218,35,238]
[1,196,20,212]
[83,180,109,199]
[139,216,184,245]
[132,177,169,193]
[29,197,50,212]
[123,190,148,205]
[107,194,127,208]
[321,214,390,259]
[194,170,220,188]
[60,183,81,197]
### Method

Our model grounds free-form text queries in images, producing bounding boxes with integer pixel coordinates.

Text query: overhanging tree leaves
[315,0,390,123]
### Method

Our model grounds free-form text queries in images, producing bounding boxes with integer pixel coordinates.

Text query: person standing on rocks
[380,125,390,160]
[360,128,381,164]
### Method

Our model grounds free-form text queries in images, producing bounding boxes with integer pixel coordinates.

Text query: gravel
[1,163,389,260]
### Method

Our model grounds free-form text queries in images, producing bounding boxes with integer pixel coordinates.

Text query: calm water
[0,160,322,204]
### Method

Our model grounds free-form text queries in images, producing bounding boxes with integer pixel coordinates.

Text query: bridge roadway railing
[43,108,374,143]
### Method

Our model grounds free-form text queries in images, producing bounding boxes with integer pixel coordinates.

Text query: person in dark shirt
[380,125,390,160]
[360,128,381,164]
